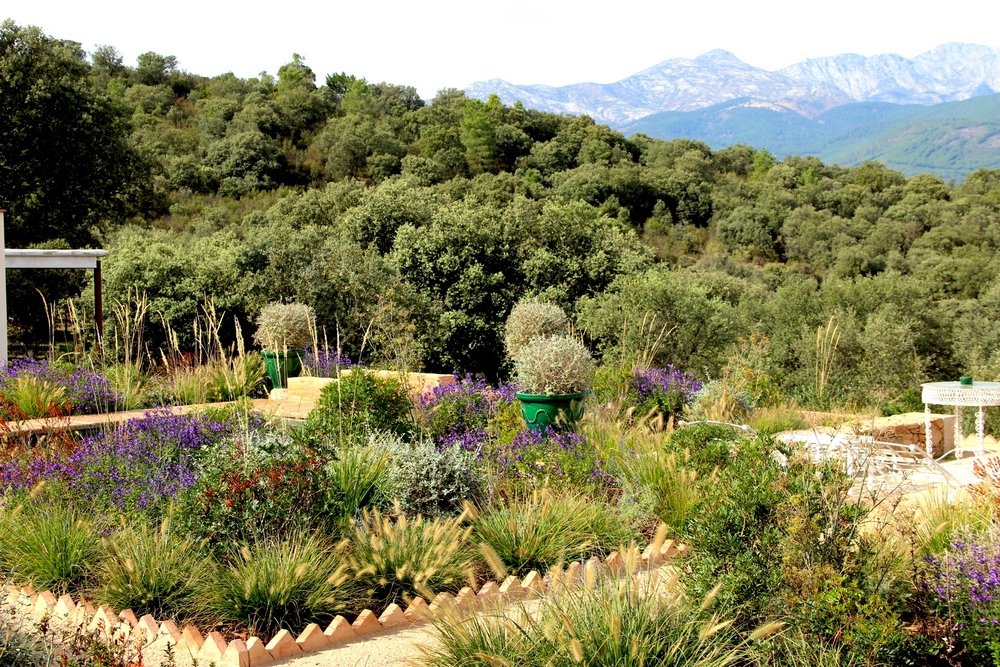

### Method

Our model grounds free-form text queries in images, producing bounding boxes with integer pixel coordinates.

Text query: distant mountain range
[465,44,1000,179]
[621,94,1000,181]
[466,43,1000,125]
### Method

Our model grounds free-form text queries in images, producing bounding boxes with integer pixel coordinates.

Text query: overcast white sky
[7,0,1000,98]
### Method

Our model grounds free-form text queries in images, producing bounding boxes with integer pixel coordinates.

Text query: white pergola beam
[0,225,110,365]
[0,211,6,366]
[4,250,107,269]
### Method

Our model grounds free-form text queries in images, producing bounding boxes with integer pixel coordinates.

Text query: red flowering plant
[174,431,329,548]
[175,430,390,548]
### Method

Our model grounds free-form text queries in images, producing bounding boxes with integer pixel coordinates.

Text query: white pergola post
[0,210,7,366]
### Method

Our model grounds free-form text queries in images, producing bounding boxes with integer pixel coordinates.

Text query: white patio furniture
[921,381,1000,458]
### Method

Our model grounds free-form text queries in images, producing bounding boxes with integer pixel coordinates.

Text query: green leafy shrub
[681,437,786,627]
[377,435,485,518]
[95,519,205,620]
[472,491,636,576]
[515,335,595,395]
[302,370,414,446]
[665,423,737,475]
[504,298,568,360]
[0,503,97,594]
[348,507,477,606]
[199,534,351,638]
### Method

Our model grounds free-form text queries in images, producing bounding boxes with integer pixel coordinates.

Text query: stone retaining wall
[285,372,455,404]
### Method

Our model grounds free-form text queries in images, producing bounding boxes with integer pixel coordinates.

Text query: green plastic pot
[261,350,304,389]
[516,392,586,431]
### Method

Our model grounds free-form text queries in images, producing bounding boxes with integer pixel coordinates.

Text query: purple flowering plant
[0,408,257,515]
[415,373,610,490]
[0,357,118,416]
[632,366,702,421]
[494,427,612,491]
[922,533,1000,660]
[417,374,519,454]
[302,347,358,378]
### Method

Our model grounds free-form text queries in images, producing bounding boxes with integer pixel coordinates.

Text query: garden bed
[5,360,1000,667]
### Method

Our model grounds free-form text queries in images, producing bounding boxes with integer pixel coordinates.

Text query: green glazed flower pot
[517,392,586,431]
[261,350,303,389]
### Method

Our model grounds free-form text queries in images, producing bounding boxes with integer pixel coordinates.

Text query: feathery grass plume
[419,567,742,667]
[472,490,637,576]
[747,627,860,667]
[2,376,69,418]
[349,506,477,606]
[911,484,990,557]
[0,501,97,595]
[198,533,351,638]
[504,298,569,361]
[95,516,207,620]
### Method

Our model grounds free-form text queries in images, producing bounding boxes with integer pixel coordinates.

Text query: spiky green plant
[198,533,351,638]
[615,445,699,533]
[419,563,751,667]
[349,506,477,606]
[95,518,206,620]
[472,491,637,577]
[0,502,97,595]
[2,376,69,417]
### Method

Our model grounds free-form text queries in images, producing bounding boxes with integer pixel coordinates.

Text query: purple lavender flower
[0,357,118,414]
[0,408,261,513]
[632,366,702,419]
[418,374,519,452]
[302,347,357,378]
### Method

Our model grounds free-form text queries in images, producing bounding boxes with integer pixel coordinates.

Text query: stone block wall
[851,412,955,458]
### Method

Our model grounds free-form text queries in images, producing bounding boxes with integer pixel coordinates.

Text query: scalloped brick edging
[1,539,685,666]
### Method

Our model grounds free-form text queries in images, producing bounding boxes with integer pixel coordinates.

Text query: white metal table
[922,381,1000,457]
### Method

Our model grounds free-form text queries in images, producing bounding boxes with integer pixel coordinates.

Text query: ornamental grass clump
[504,299,569,360]
[253,302,316,351]
[0,502,97,595]
[419,564,746,667]
[515,335,595,396]
[0,358,117,417]
[95,518,206,621]
[472,490,637,576]
[348,506,477,606]
[199,533,351,638]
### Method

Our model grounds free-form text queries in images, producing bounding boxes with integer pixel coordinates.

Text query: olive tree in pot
[253,302,316,389]
[505,299,594,430]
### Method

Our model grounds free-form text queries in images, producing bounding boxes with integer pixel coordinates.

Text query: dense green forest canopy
[5,20,1000,407]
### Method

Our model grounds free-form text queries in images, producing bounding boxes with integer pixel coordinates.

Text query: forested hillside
[6,21,1000,410]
